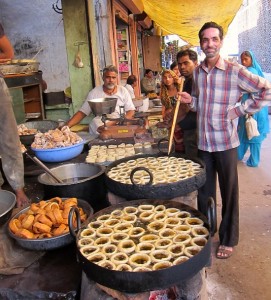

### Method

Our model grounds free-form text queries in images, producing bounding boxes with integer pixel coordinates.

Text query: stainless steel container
[38,163,110,212]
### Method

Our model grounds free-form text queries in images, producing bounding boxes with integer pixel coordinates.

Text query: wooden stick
[168,77,185,155]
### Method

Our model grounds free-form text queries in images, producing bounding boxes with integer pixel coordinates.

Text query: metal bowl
[0,190,16,225]
[31,141,84,163]
[87,98,117,115]
[19,120,59,146]
[8,198,93,251]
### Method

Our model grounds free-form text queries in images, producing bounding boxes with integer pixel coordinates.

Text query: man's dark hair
[170,61,178,70]
[198,21,224,42]
[176,49,198,62]
[144,69,152,76]
[127,75,137,85]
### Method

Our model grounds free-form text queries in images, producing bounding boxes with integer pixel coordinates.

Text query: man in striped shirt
[179,22,271,259]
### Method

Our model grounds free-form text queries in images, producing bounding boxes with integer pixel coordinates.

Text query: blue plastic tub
[31,141,84,163]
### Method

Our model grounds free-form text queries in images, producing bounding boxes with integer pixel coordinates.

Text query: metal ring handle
[207,197,217,237]
[68,206,82,238]
[130,166,153,186]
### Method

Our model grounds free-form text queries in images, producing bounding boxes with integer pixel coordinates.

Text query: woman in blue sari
[237,51,270,167]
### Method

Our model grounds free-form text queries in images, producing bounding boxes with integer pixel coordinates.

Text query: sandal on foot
[216,245,233,259]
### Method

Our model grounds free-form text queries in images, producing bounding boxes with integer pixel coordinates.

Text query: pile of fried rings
[9,197,87,239]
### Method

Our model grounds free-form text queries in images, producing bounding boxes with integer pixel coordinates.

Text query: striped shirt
[191,56,271,152]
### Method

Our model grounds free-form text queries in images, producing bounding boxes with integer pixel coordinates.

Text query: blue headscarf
[246,50,265,78]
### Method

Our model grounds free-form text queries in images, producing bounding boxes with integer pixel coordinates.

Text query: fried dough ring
[38,214,53,227]
[150,249,172,263]
[191,226,209,238]
[191,237,207,248]
[9,219,22,234]
[18,228,34,239]
[122,214,137,224]
[36,233,52,239]
[152,261,172,271]
[165,217,181,228]
[139,234,159,243]
[46,211,57,224]
[30,203,40,212]
[123,206,138,215]
[110,209,123,218]
[94,237,111,247]
[52,208,64,224]
[78,237,94,247]
[49,197,63,205]
[111,232,129,243]
[173,233,191,245]
[185,217,204,227]
[87,253,107,264]
[97,214,112,222]
[87,220,103,230]
[129,253,151,268]
[139,211,154,222]
[147,221,165,232]
[52,223,68,236]
[116,264,133,272]
[110,252,129,265]
[165,207,180,216]
[158,228,175,239]
[173,225,191,234]
[135,242,155,253]
[138,204,154,212]
[98,260,116,270]
[21,215,35,230]
[96,227,113,237]
[80,245,99,257]
[104,218,120,228]
[80,228,96,238]
[33,221,51,233]
[183,246,201,258]
[168,244,185,257]
[118,239,136,254]
[154,238,173,249]
[102,244,118,257]
[173,256,189,265]
[113,222,133,233]
[153,212,167,222]
[129,227,145,238]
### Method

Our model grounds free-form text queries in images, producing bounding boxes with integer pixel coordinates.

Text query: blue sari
[237,51,269,166]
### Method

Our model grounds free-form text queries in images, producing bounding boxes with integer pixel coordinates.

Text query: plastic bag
[245,115,260,140]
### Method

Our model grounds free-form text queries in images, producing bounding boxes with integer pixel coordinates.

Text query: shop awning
[141,0,243,45]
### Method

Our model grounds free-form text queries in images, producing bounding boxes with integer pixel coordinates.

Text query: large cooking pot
[105,153,206,200]
[38,163,110,212]
[69,198,215,293]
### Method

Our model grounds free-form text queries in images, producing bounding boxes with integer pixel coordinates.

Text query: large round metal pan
[105,153,206,200]
[71,199,213,293]
[8,199,93,251]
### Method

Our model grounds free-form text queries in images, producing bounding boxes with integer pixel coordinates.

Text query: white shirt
[80,85,135,134]
[124,84,135,99]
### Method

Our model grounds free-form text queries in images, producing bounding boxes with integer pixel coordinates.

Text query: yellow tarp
[141,0,243,45]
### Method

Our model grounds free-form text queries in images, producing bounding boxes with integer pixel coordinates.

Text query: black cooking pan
[105,153,206,200]
[69,198,215,293]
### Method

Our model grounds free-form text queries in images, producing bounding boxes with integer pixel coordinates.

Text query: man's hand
[176,92,192,104]
[15,188,30,208]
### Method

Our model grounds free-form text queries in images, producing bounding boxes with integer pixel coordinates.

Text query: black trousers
[198,148,239,247]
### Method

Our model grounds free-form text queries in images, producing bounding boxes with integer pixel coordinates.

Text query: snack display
[107,156,203,185]
[86,143,155,164]
[9,197,87,239]
[77,203,209,272]
[31,126,82,149]
[17,124,38,136]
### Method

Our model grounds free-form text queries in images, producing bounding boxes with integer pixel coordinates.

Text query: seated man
[66,65,135,134]
[140,69,156,95]
[124,75,137,99]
